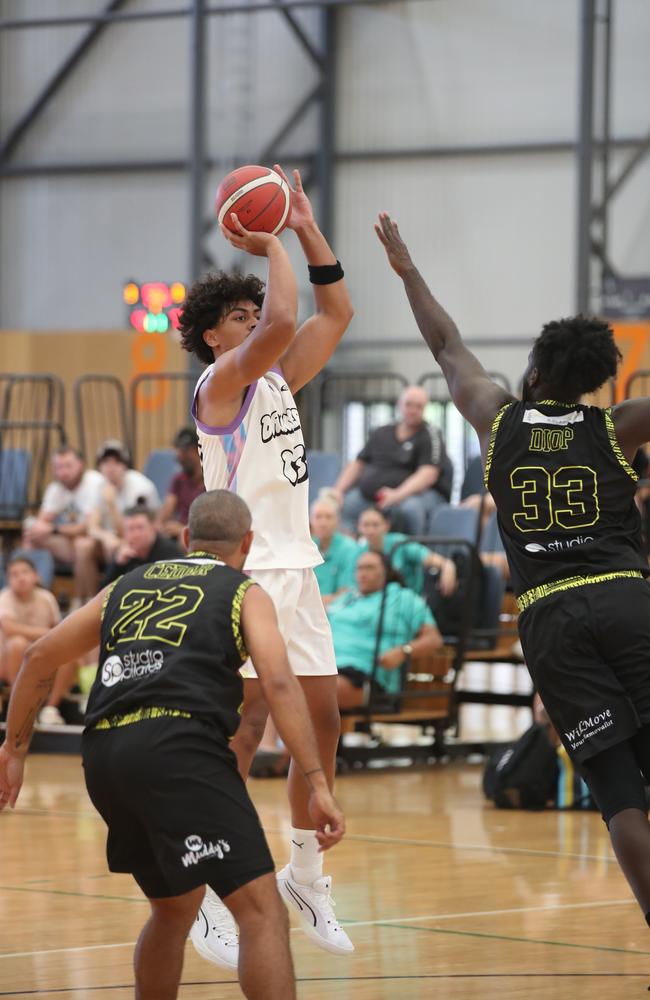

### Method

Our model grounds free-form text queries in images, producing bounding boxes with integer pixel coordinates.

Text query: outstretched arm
[375,213,513,449]
[276,167,354,394]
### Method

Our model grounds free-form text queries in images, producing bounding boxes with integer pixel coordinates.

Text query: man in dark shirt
[159,427,205,540]
[104,506,183,585]
[334,385,450,534]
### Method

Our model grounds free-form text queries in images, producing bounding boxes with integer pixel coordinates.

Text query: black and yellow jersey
[85,552,255,739]
[484,400,648,610]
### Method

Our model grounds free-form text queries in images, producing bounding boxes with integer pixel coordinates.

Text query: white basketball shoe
[276,864,354,955]
[189,886,239,970]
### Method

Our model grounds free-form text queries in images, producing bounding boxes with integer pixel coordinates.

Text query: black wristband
[308,260,344,285]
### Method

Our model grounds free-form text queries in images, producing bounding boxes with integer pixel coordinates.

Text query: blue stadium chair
[306,450,341,506]
[10,548,55,590]
[142,449,180,503]
[460,455,485,501]
[480,510,505,554]
[0,448,31,520]
[428,504,479,548]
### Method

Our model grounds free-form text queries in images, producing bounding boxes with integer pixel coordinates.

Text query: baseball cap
[96,439,131,466]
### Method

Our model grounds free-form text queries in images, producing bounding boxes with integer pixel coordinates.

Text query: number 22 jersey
[192,367,321,571]
[484,400,648,608]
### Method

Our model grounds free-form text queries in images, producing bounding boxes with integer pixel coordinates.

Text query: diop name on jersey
[260,408,301,443]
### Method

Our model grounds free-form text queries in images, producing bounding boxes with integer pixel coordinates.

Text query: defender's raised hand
[375,211,415,277]
[273,165,314,230]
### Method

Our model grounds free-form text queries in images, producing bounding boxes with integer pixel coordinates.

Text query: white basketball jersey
[193,367,322,571]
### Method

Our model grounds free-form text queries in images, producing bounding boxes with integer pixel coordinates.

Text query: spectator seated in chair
[0,554,78,725]
[327,549,441,710]
[158,427,206,541]
[22,446,104,608]
[333,385,451,536]
[87,440,160,563]
[102,506,184,585]
[310,492,360,606]
[356,506,457,596]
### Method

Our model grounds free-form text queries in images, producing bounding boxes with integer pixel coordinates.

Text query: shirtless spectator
[88,440,160,561]
[0,555,77,725]
[23,447,103,606]
[158,428,205,540]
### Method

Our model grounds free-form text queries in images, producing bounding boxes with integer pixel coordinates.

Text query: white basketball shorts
[240,567,337,678]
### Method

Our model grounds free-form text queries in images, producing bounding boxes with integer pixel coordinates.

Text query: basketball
[215,165,291,236]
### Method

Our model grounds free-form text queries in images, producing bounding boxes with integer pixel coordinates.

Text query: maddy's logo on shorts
[101,650,164,687]
[181,835,231,868]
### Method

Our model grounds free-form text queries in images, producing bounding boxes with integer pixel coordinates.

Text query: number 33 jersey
[193,368,321,571]
[484,400,648,604]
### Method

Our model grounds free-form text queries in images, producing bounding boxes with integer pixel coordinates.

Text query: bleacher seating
[0,448,31,521]
[142,449,179,503]
[306,450,341,506]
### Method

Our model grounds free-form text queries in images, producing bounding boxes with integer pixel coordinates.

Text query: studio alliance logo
[181,834,231,868]
[101,649,164,687]
[525,535,594,554]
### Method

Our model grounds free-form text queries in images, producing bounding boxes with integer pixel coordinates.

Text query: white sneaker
[38,705,65,726]
[276,864,354,955]
[189,886,239,970]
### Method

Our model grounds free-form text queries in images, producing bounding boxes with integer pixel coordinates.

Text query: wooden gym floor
[1,752,649,999]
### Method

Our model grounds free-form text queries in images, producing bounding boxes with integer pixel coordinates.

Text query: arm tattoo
[13,672,57,751]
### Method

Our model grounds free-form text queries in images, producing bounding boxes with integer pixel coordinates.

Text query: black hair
[359,506,391,526]
[178,271,265,366]
[174,426,199,450]
[124,505,155,521]
[7,553,37,573]
[355,547,404,586]
[532,315,621,399]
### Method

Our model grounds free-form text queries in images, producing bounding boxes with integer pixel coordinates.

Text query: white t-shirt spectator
[96,470,160,531]
[40,470,104,523]
[114,470,160,513]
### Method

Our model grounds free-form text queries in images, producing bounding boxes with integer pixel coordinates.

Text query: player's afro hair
[178,271,265,366]
[532,315,621,398]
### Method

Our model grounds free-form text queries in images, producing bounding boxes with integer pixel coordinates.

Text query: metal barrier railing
[74,374,130,466]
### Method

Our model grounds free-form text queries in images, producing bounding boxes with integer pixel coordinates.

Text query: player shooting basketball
[179,165,354,966]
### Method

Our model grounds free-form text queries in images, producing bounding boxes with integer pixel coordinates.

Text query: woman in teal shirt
[311,495,360,605]
[328,549,441,709]
[356,507,457,596]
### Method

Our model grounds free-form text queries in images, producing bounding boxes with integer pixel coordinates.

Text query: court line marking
[382,921,650,956]
[343,896,637,926]
[2,973,650,997]
[344,831,618,864]
[10,810,617,866]
[0,897,643,962]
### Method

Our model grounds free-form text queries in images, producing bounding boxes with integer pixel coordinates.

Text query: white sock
[290,827,323,885]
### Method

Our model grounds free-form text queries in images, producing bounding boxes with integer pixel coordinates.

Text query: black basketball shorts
[82,716,274,899]
[518,577,650,766]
